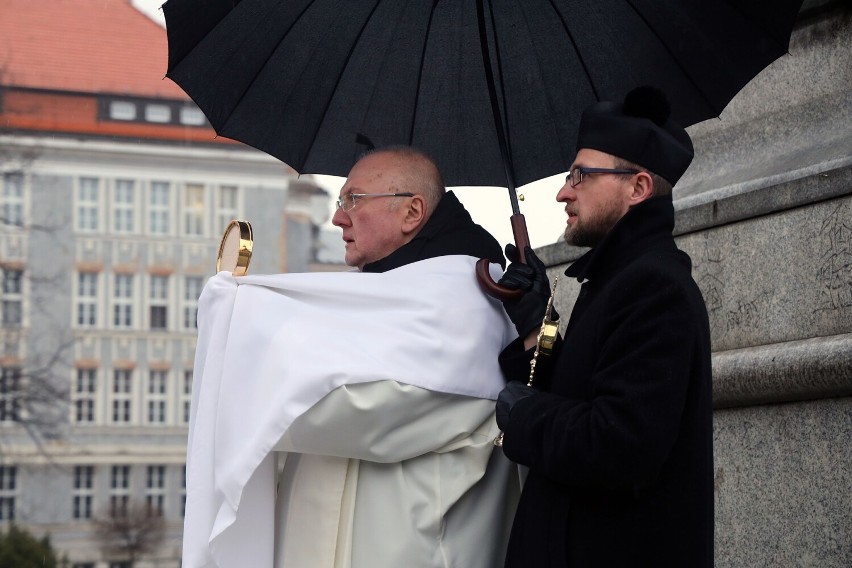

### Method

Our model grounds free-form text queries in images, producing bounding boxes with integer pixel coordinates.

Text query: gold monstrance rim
[216,220,253,276]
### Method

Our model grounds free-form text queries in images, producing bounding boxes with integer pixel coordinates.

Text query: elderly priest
[182,147,519,568]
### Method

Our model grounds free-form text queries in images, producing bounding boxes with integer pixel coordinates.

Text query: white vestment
[183,256,519,568]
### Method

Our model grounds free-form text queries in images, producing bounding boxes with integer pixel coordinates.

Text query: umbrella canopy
[164,0,803,192]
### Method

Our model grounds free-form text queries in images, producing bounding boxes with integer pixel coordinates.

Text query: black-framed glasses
[335,192,415,212]
[566,167,640,187]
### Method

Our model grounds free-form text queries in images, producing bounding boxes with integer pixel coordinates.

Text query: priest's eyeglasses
[566,167,640,187]
[336,192,415,212]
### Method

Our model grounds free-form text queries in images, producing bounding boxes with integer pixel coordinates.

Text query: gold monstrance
[216,220,253,276]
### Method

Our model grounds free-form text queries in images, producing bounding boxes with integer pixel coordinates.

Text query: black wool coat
[499,197,714,567]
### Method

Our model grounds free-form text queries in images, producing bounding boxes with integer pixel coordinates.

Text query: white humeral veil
[183,256,517,567]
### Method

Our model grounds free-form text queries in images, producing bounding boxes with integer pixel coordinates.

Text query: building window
[113,274,134,328]
[74,397,95,423]
[145,104,171,123]
[150,306,167,330]
[183,277,203,329]
[72,465,94,520]
[146,465,166,516]
[112,370,132,424]
[109,465,130,516]
[150,275,168,330]
[109,101,136,121]
[147,371,167,424]
[0,368,20,423]
[149,182,171,235]
[74,369,97,424]
[180,106,206,125]
[114,179,135,233]
[216,186,238,231]
[1,268,23,328]
[183,184,204,237]
[77,272,98,327]
[182,370,192,424]
[77,177,100,232]
[1,173,24,227]
[0,466,16,521]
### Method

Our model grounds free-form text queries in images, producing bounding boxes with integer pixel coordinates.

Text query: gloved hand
[496,381,537,430]
[498,244,559,338]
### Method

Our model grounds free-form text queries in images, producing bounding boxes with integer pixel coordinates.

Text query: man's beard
[563,207,623,248]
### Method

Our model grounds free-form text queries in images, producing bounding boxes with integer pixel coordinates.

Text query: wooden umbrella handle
[476,213,530,301]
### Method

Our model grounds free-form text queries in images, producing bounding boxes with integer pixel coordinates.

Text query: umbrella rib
[547,0,600,102]
[487,0,515,178]
[515,0,575,175]
[623,0,722,116]
[476,0,519,200]
[720,0,795,52]
[300,0,386,167]
[407,0,440,146]
[213,0,318,139]
[211,0,383,168]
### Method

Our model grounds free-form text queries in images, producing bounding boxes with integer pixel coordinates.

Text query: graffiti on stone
[815,201,852,311]
[725,291,772,333]
[697,272,725,314]
[691,232,725,313]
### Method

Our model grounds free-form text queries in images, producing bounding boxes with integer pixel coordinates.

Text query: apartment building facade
[0,1,341,566]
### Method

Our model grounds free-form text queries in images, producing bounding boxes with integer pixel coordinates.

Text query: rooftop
[0,0,186,99]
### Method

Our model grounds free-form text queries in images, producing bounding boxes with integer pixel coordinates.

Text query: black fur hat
[575,86,694,184]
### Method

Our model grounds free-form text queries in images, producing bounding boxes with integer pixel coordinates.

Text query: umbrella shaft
[508,183,520,215]
[477,0,520,216]
[511,214,530,259]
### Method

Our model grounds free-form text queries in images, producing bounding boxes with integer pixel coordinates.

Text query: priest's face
[556,149,634,248]
[332,152,413,270]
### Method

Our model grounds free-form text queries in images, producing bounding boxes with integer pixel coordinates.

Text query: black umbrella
[163,0,802,293]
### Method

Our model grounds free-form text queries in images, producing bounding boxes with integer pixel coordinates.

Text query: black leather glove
[496,381,536,430]
[498,244,559,338]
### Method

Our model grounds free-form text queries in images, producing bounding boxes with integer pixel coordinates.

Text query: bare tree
[92,500,166,567]
[0,275,75,450]
[0,74,73,448]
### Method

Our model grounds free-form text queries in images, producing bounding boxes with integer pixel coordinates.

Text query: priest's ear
[629,171,655,206]
[401,194,427,235]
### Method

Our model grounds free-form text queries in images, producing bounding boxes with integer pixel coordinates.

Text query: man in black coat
[496,87,714,567]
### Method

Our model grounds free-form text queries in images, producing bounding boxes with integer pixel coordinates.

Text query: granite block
[712,333,852,408]
[678,194,852,351]
[714,398,852,567]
